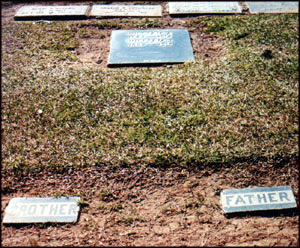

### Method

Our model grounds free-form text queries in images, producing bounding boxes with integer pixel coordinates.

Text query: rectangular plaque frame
[168,2,242,14]
[246,2,298,13]
[90,4,162,17]
[108,29,195,65]
[3,197,81,224]
[221,186,297,214]
[14,5,89,20]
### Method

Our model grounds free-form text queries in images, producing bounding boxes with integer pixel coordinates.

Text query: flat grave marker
[90,4,162,17]
[14,5,89,19]
[246,2,298,13]
[3,197,81,224]
[168,2,242,14]
[108,29,195,65]
[221,186,297,214]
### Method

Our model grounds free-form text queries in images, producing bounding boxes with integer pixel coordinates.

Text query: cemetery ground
[1,1,299,246]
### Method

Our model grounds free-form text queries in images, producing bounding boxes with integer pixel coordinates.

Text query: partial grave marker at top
[90,4,162,17]
[246,2,298,14]
[108,29,195,65]
[168,2,242,15]
[221,186,297,214]
[3,197,81,224]
[14,5,89,20]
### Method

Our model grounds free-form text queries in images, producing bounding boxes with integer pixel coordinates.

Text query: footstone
[221,186,297,214]
[108,29,195,65]
[14,5,89,19]
[168,2,242,14]
[247,2,298,13]
[3,197,81,224]
[90,4,162,17]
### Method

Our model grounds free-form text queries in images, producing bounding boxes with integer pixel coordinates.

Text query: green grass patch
[1,14,298,175]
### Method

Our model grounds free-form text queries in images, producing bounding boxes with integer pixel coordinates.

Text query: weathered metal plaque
[247,2,298,13]
[3,197,81,224]
[90,4,162,17]
[168,2,242,14]
[14,5,89,18]
[108,29,195,65]
[221,186,297,214]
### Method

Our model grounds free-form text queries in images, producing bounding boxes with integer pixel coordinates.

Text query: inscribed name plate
[168,2,242,14]
[246,2,298,13]
[221,186,297,214]
[3,197,81,224]
[90,5,162,17]
[108,29,195,65]
[15,5,89,18]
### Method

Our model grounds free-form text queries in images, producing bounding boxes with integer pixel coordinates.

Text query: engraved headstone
[90,4,162,17]
[168,2,242,14]
[247,2,298,13]
[14,5,89,19]
[3,197,81,224]
[108,29,195,65]
[221,186,297,214]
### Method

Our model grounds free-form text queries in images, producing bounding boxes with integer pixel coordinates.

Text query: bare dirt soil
[2,160,299,246]
[1,1,299,247]
[1,1,227,68]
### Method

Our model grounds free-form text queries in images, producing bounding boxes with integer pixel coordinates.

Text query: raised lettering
[257,193,267,203]
[59,204,67,215]
[49,204,58,215]
[268,192,278,203]
[244,194,254,204]
[19,205,27,216]
[235,195,246,205]
[279,192,290,202]
[39,204,48,215]
[126,31,174,48]
[28,205,37,215]
[226,195,234,206]
[68,204,78,215]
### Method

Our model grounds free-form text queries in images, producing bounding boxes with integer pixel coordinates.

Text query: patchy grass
[1,14,298,176]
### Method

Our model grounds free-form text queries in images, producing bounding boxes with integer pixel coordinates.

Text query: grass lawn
[2,13,298,176]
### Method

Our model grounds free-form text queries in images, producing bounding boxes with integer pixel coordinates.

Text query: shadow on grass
[14,16,88,21]
[2,154,298,181]
[169,13,244,18]
[146,154,299,172]
[107,62,182,68]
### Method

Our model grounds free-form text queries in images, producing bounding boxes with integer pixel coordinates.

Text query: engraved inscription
[108,29,195,64]
[127,31,174,47]
[5,202,79,217]
[15,5,89,17]
[223,190,295,207]
[3,197,81,224]
[246,2,298,13]
[90,4,162,17]
[220,186,297,213]
[168,2,242,14]
[97,5,159,13]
